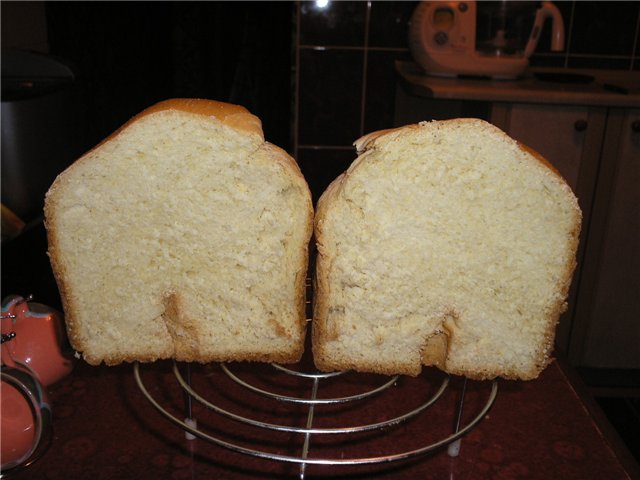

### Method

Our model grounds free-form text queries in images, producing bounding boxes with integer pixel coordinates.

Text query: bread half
[45,99,313,366]
[313,119,581,380]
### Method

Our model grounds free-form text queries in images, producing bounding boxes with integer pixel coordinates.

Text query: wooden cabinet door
[573,109,640,368]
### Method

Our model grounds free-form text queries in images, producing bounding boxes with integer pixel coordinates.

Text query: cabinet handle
[632,120,640,133]
[574,119,588,132]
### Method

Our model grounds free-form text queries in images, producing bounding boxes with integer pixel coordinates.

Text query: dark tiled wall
[294,1,640,202]
[41,2,295,154]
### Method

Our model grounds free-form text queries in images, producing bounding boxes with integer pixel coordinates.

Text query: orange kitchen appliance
[409,1,565,79]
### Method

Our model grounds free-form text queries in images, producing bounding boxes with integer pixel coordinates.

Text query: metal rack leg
[447,377,468,457]
[299,376,320,480]
[182,363,197,441]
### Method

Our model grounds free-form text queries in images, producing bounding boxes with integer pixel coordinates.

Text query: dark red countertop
[5,352,639,480]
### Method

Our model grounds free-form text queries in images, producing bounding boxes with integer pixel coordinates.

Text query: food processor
[409,1,565,79]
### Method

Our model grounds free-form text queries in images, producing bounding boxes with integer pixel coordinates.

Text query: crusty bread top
[124,98,264,139]
[80,98,264,162]
[353,121,565,180]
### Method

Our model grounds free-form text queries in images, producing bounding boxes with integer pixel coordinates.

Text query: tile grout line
[563,1,575,69]
[359,1,372,138]
[293,2,301,161]
[632,4,640,70]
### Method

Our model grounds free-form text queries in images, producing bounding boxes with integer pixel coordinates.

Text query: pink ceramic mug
[1,295,72,472]
[1,361,52,472]
[1,295,74,386]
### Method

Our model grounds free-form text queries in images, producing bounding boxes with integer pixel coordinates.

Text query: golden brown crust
[86,345,305,367]
[315,357,422,377]
[43,216,78,354]
[113,98,264,142]
[65,99,264,172]
[138,98,263,137]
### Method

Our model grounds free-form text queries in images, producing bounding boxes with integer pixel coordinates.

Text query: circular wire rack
[134,359,498,478]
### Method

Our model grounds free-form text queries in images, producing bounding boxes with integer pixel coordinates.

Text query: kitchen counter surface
[7,350,639,480]
[396,60,640,108]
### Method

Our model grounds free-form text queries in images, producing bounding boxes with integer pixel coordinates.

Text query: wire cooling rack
[134,357,498,479]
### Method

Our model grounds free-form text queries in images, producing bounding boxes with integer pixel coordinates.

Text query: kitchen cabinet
[570,109,640,368]
[394,61,640,369]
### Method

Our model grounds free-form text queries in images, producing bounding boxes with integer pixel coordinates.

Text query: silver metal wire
[133,360,498,468]
[219,363,402,405]
[174,362,449,434]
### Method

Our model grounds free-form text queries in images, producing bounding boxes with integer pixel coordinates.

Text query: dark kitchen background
[2,0,639,467]
[3,1,639,208]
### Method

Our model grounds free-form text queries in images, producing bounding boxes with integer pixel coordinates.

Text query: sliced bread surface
[45,99,313,366]
[313,119,581,380]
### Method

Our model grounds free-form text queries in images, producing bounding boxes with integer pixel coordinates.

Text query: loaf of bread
[313,119,581,380]
[45,99,313,366]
